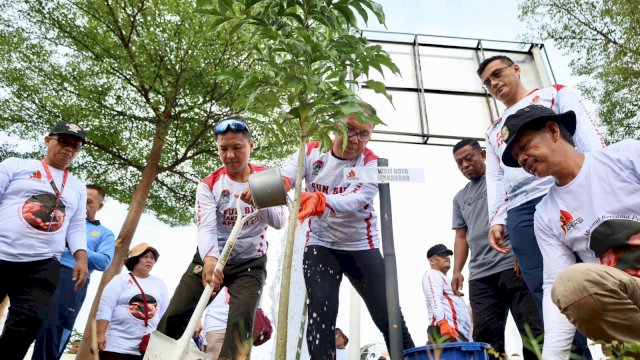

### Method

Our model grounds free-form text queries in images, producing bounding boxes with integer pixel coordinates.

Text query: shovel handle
[175,201,258,357]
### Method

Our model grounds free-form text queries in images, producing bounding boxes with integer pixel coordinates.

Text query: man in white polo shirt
[0,121,88,360]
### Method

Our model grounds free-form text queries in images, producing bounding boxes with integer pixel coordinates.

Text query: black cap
[501,105,576,168]
[49,121,87,144]
[427,244,453,258]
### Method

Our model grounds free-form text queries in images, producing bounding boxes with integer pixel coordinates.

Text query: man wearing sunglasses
[278,106,415,359]
[157,118,285,360]
[478,55,605,358]
[0,121,89,359]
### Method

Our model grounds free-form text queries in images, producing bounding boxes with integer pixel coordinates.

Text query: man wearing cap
[501,105,640,358]
[451,138,542,359]
[32,184,115,360]
[157,117,286,360]
[478,55,605,358]
[0,121,89,359]
[422,244,472,343]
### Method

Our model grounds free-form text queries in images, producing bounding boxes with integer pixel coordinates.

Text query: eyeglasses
[482,64,514,90]
[346,127,371,142]
[53,137,83,152]
[214,118,250,135]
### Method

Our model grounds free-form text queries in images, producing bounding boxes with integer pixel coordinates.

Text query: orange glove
[282,176,292,192]
[297,192,326,223]
[437,319,460,340]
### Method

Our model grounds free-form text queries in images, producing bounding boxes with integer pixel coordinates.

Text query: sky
[4,0,606,359]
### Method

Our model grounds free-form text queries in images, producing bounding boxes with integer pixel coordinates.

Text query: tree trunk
[76,121,169,359]
[275,121,306,359]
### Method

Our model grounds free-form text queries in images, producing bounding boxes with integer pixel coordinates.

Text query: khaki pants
[552,263,640,343]
[205,330,226,359]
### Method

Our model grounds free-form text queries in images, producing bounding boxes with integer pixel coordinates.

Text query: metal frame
[357,30,557,147]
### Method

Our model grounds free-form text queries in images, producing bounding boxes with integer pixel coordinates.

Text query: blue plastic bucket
[403,342,491,360]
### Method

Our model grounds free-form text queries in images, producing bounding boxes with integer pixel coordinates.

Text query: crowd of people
[0,54,638,360]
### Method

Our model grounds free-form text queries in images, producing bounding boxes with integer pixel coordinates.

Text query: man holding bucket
[157,117,286,360]
[279,106,415,359]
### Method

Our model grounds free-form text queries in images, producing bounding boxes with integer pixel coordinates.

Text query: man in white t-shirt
[335,328,349,360]
[0,121,89,360]
[501,105,640,359]
[422,244,472,343]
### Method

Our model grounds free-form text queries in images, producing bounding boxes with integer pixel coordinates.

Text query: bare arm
[96,319,109,351]
[452,228,469,296]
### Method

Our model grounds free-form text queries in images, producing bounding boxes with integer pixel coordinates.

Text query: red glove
[297,192,326,223]
[282,176,292,192]
[437,319,460,340]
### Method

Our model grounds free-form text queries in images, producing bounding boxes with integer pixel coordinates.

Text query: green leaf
[364,79,386,94]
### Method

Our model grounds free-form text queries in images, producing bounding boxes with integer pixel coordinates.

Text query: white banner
[343,167,425,184]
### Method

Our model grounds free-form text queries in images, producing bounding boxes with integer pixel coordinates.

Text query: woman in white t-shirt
[96,243,169,360]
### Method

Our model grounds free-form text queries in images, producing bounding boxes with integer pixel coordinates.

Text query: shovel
[144,200,260,360]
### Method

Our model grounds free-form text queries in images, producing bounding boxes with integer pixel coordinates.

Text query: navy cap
[427,244,453,258]
[501,105,576,168]
[49,121,87,144]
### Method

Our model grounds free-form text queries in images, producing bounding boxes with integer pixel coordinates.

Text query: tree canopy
[519,0,640,141]
[0,0,296,226]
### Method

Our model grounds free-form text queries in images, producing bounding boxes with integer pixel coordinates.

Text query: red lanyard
[41,159,69,203]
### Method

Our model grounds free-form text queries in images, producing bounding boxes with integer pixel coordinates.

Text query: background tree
[0,0,295,357]
[519,0,640,141]
[196,0,399,357]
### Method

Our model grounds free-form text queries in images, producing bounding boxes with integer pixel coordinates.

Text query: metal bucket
[248,167,287,209]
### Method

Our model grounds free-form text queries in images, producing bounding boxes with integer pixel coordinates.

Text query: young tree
[519,0,640,141]
[0,1,295,357]
[196,1,399,357]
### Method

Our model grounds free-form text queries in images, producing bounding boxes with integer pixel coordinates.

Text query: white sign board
[343,167,425,184]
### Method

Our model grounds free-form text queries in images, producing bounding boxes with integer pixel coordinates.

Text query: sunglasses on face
[214,118,250,135]
[482,63,514,90]
[53,137,83,152]
[346,127,371,142]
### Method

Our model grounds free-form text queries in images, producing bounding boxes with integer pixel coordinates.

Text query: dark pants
[507,196,591,359]
[99,351,142,360]
[303,245,414,360]
[32,265,89,360]
[0,258,60,360]
[469,269,543,359]
[157,250,266,360]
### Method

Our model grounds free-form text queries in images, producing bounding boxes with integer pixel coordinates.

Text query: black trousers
[303,245,414,360]
[157,250,266,360]
[0,257,60,360]
[469,269,543,360]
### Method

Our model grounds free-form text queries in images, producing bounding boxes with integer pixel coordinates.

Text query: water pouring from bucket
[143,169,287,360]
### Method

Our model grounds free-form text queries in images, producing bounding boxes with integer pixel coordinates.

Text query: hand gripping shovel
[144,201,259,360]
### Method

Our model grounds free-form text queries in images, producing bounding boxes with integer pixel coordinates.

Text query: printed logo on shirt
[311,160,324,176]
[91,231,99,237]
[560,209,582,234]
[21,193,66,232]
[129,293,158,320]
[501,127,510,141]
[29,170,43,180]
[220,189,231,203]
[346,169,357,181]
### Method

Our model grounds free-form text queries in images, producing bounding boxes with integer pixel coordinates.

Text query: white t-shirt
[96,272,169,355]
[421,269,472,341]
[203,287,230,333]
[485,85,605,226]
[196,164,287,261]
[534,139,640,359]
[336,348,348,360]
[281,141,380,250]
[0,158,87,261]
